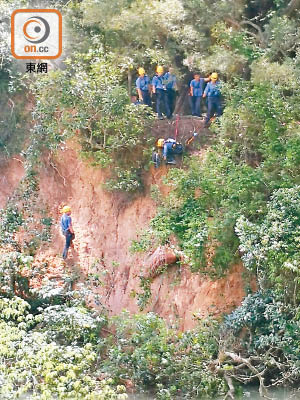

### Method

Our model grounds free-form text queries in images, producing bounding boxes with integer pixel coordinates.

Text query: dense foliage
[0,169,52,255]
[0,246,127,399]
[0,295,127,400]
[1,0,300,398]
[133,6,300,275]
[30,51,154,191]
[236,186,300,300]
[101,312,225,399]
[221,291,300,394]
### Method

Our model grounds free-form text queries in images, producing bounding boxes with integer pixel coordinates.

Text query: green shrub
[0,321,127,400]
[236,185,300,299]
[0,286,128,400]
[222,291,300,388]
[38,304,107,345]
[104,167,143,192]
[0,206,23,246]
[0,293,127,400]
[101,312,225,398]
[0,252,32,296]
[0,93,29,157]
[135,147,267,275]
[31,50,155,193]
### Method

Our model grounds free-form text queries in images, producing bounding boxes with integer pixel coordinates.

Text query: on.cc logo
[23,16,50,44]
[11,9,62,60]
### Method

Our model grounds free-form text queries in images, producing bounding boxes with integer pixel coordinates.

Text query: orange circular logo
[23,16,50,44]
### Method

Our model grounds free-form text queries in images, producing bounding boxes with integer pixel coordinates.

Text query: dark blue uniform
[204,81,222,125]
[164,72,177,115]
[163,139,176,162]
[190,78,205,117]
[152,75,171,119]
[61,214,74,260]
[136,75,151,107]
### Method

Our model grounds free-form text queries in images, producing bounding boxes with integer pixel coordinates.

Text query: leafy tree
[31,49,154,191]
[236,186,300,301]
[102,312,225,398]
[221,291,300,396]
[79,0,202,88]
[0,295,127,399]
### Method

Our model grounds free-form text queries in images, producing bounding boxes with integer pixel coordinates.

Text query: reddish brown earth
[0,157,24,208]
[0,120,251,330]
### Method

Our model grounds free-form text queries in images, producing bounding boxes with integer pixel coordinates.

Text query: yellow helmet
[211,72,218,80]
[138,67,145,76]
[157,65,164,74]
[61,205,71,213]
[157,138,165,148]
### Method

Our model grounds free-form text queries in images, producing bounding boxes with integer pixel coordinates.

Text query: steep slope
[1,119,251,330]
[0,157,24,208]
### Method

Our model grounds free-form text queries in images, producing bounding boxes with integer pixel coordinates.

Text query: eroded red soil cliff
[1,123,250,330]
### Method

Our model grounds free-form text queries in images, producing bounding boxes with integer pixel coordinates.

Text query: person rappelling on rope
[163,138,177,164]
[61,205,75,260]
[152,115,183,167]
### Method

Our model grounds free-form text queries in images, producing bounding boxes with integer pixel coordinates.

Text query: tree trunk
[128,68,132,99]
[174,88,189,115]
[283,0,300,16]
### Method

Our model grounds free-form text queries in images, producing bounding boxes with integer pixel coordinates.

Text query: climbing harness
[152,115,199,168]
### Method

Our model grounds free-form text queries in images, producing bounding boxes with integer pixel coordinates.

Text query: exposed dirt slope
[1,119,250,330]
[0,157,24,208]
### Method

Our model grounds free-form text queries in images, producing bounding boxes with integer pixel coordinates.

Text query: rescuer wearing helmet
[152,65,171,120]
[203,72,222,127]
[136,67,152,107]
[60,205,75,260]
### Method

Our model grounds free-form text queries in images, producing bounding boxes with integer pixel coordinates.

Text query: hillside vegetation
[1,0,300,398]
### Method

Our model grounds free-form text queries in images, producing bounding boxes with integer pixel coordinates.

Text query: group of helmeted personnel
[136,66,178,120]
[135,66,222,127]
[189,71,222,127]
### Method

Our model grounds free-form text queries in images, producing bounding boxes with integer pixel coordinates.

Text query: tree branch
[224,352,270,399]
[282,0,300,16]
[224,18,266,47]
[240,20,266,47]
[8,98,15,115]
[224,374,235,400]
